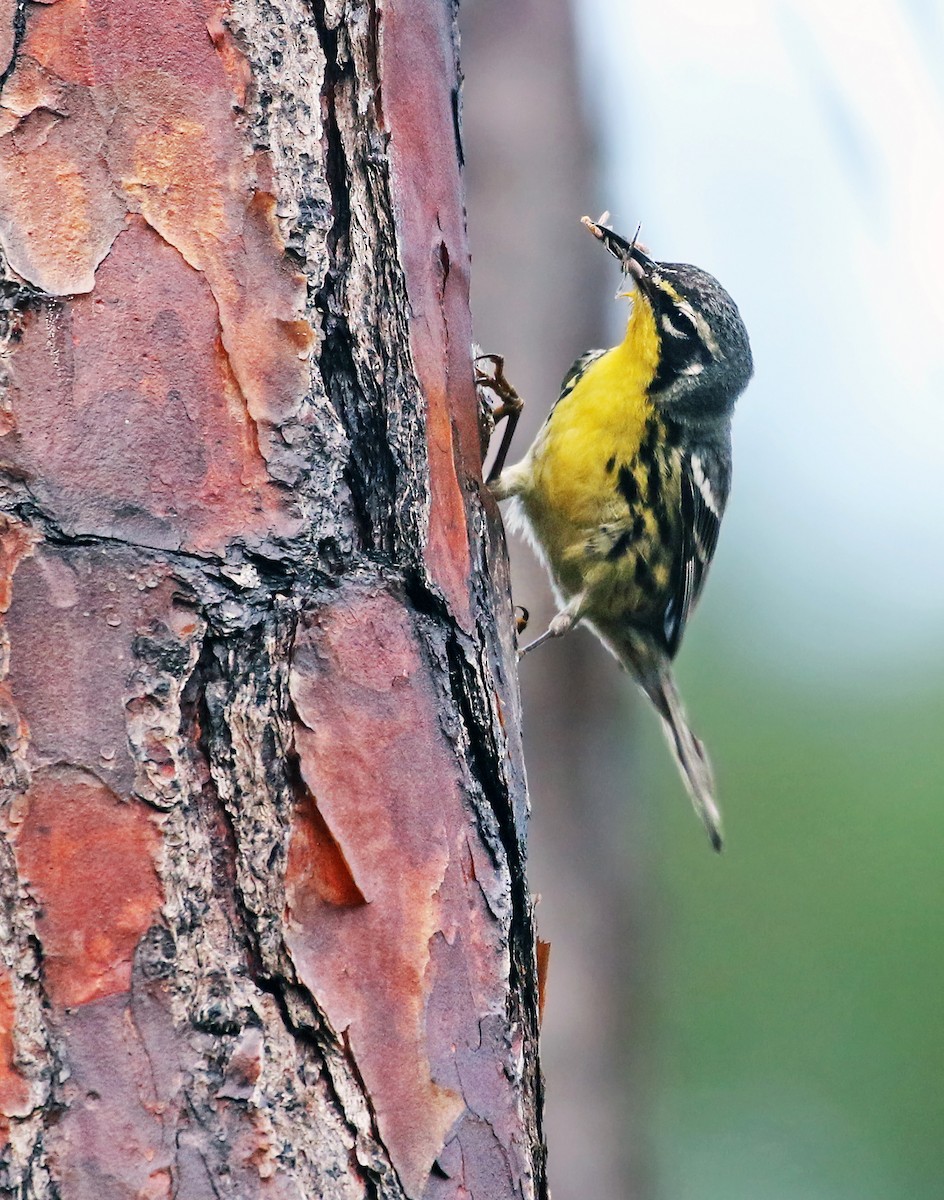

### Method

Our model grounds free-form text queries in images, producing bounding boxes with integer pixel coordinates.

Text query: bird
[485,216,754,851]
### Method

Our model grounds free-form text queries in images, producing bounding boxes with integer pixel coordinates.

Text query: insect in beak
[581,215,655,288]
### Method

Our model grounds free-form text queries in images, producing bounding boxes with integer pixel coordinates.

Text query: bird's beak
[581,215,655,287]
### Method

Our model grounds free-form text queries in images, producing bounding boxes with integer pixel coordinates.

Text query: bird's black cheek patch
[651,326,713,392]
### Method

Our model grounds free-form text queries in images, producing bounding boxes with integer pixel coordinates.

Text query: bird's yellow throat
[527,291,661,531]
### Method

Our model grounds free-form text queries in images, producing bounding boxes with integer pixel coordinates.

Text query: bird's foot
[517,597,585,658]
[474,351,524,484]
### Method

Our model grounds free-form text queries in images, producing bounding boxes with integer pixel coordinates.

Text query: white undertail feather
[649,671,723,851]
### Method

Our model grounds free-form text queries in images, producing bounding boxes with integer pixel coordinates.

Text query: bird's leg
[475,352,524,484]
[519,592,587,658]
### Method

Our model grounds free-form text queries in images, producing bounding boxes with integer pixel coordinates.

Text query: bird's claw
[475,352,524,484]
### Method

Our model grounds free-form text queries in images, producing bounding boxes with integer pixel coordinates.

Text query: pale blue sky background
[575,0,944,685]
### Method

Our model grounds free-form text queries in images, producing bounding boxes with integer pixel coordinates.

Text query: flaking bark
[0,2,544,1197]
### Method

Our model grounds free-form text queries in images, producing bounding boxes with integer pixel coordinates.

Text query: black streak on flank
[637,419,663,500]
[634,556,654,594]
[646,453,661,502]
[633,422,666,496]
[617,465,639,507]
[606,530,633,561]
[654,502,673,544]
[605,455,616,474]
[606,514,648,561]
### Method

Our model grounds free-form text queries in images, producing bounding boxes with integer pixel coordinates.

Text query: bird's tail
[645,668,724,852]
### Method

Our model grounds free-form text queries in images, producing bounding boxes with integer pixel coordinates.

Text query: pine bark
[0,3,544,1198]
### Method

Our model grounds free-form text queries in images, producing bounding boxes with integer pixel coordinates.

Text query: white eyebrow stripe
[686,303,721,359]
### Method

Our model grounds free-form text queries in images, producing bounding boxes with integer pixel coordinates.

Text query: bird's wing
[558,348,606,403]
[662,442,731,658]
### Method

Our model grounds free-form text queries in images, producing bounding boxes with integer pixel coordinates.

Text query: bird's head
[582,216,753,424]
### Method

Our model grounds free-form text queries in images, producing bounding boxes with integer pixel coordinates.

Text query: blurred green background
[461,1,944,1197]
[652,623,944,1200]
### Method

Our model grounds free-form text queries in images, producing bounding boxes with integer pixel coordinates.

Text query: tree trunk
[0,3,544,1198]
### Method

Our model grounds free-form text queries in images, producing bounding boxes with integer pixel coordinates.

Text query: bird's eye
[652,303,712,392]
[661,308,697,340]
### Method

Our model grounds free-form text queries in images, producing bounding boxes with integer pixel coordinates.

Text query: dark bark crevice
[312,11,397,555]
